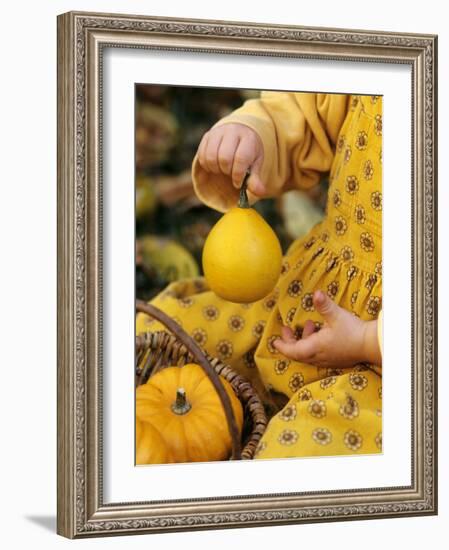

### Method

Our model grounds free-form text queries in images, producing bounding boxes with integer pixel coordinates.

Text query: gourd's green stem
[172,388,192,415]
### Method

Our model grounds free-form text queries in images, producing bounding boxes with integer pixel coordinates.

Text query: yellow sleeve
[192,91,349,212]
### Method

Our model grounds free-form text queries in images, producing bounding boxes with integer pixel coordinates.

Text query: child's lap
[254,367,382,458]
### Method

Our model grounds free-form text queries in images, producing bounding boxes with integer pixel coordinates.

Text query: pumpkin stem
[238,170,251,209]
[171,388,192,415]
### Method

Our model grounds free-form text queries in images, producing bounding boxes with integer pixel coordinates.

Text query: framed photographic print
[57,11,438,538]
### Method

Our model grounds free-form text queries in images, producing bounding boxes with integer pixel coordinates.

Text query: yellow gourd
[136,364,243,464]
[202,172,282,303]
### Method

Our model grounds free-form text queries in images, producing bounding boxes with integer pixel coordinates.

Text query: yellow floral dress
[137,92,382,459]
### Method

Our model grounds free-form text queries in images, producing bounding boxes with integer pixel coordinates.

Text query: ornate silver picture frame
[57,11,437,538]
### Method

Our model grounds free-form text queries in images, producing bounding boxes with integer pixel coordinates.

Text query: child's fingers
[302,319,316,339]
[281,325,296,342]
[217,133,240,177]
[203,130,224,175]
[273,333,319,362]
[197,125,265,194]
[197,131,210,170]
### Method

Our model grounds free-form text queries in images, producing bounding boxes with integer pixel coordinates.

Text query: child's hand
[274,290,382,368]
[197,123,267,196]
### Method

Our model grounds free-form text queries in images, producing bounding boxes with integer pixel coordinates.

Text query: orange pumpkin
[135,417,174,465]
[136,363,244,463]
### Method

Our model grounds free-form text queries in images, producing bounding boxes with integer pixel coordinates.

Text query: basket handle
[136,299,242,460]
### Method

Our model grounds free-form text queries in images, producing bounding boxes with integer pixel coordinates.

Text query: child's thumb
[248,171,266,197]
[313,290,339,325]
[247,156,266,197]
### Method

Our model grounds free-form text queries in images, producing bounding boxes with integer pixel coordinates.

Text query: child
[137,91,383,459]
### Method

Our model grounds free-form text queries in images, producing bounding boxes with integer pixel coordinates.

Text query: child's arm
[273,291,382,368]
[192,92,349,212]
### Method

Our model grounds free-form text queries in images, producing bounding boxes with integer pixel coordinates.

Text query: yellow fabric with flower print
[137,92,383,459]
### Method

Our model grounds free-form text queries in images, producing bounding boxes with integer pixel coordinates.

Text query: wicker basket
[136,300,268,460]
